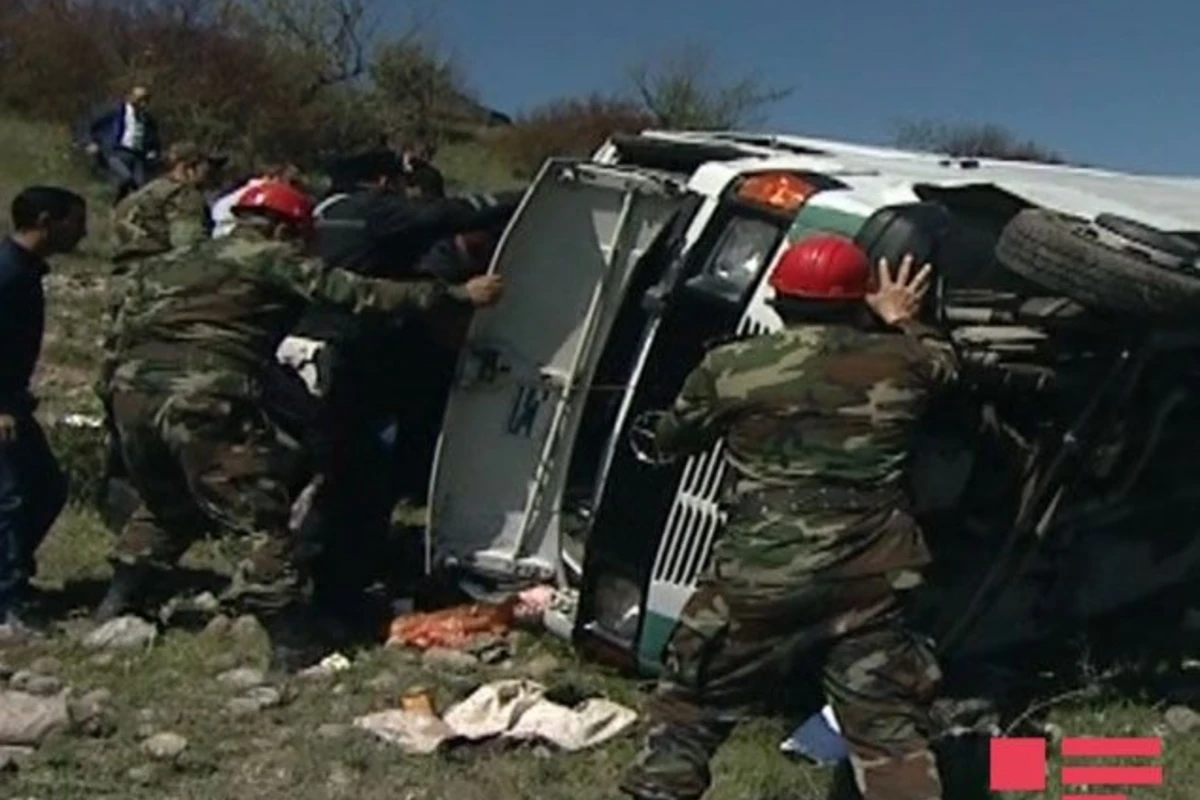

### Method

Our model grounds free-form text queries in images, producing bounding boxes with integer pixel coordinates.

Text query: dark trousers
[106,148,149,205]
[0,414,68,614]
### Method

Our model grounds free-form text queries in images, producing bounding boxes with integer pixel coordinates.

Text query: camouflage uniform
[98,174,211,403]
[110,173,211,262]
[105,227,473,612]
[619,321,960,800]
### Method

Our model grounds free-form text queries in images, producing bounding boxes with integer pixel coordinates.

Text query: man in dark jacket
[85,86,161,204]
[281,149,520,626]
[0,187,87,638]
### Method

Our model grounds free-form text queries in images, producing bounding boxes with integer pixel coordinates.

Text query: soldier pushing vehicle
[618,235,956,800]
[94,180,504,673]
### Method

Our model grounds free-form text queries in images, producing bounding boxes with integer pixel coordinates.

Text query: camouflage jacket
[106,227,473,401]
[111,175,210,263]
[654,320,960,589]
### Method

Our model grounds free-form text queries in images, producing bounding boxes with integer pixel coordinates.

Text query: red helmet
[768,234,871,300]
[233,180,314,228]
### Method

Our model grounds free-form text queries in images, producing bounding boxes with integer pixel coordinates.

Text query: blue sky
[384,0,1199,177]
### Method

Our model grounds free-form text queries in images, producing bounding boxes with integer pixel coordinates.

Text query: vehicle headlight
[590,573,643,644]
[687,215,782,303]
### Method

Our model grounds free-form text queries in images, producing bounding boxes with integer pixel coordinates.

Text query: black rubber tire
[995,208,1200,319]
[1094,213,1200,262]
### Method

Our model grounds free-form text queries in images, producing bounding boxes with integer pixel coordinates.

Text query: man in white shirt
[86,86,161,205]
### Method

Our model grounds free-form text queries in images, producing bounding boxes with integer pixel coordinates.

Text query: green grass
[2,112,1198,799]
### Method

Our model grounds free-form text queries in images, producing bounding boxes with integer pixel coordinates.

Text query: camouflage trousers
[109,387,312,613]
[619,573,943,800]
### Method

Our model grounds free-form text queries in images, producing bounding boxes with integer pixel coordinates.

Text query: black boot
[94,562,152,623]
[260,604,328,676]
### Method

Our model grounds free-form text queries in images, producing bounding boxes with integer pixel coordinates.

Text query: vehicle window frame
[682,201,790,306]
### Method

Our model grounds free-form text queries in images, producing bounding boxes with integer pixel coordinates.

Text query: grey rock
[83,616,157,650]
[134,722,158,741]
[316,723,350,740]
[421,647,479,672]
[28,657,62,676]
[217,667,266,690]
[226,697,264,717]
[246,686,284,709]
[88,653,116,668]
[0,691,70,747]
[192,592,221,614]
[142,732,188,761]
[9,672,63,698]
[127,764,158,785]
[297,665,336,682]
[1165,705,1200,735]
[202,614,232,637]
[67,694,105,725]
[0,745,34,772]
[523,654,562,680]
[229,615,266,642]
[227,686,284,716]
[331,683,347,696]
[75,708,117,739]
[69,690,116,738]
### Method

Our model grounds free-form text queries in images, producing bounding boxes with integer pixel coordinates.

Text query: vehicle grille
[650,311,776,587]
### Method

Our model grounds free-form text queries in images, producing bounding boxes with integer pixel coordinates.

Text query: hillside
[0,114,1197,800]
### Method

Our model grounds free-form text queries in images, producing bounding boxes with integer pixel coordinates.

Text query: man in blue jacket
[86,86,161,205]
[0,186,88,638]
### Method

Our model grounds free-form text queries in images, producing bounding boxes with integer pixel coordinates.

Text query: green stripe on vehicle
[786,204,866,242]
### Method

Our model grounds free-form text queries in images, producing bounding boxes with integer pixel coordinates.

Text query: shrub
[493,93,655,179]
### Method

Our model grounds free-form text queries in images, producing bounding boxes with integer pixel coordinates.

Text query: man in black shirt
[0,186,87,636]
[283,150,520,628]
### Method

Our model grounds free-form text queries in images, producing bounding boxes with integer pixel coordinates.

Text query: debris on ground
[298,652,352,681]
[0,691,71,747]
[780,705,847,765]
[514,586,555,623]
[354,678,636,755]
[387,599,517,650]
[82,615,158,650]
